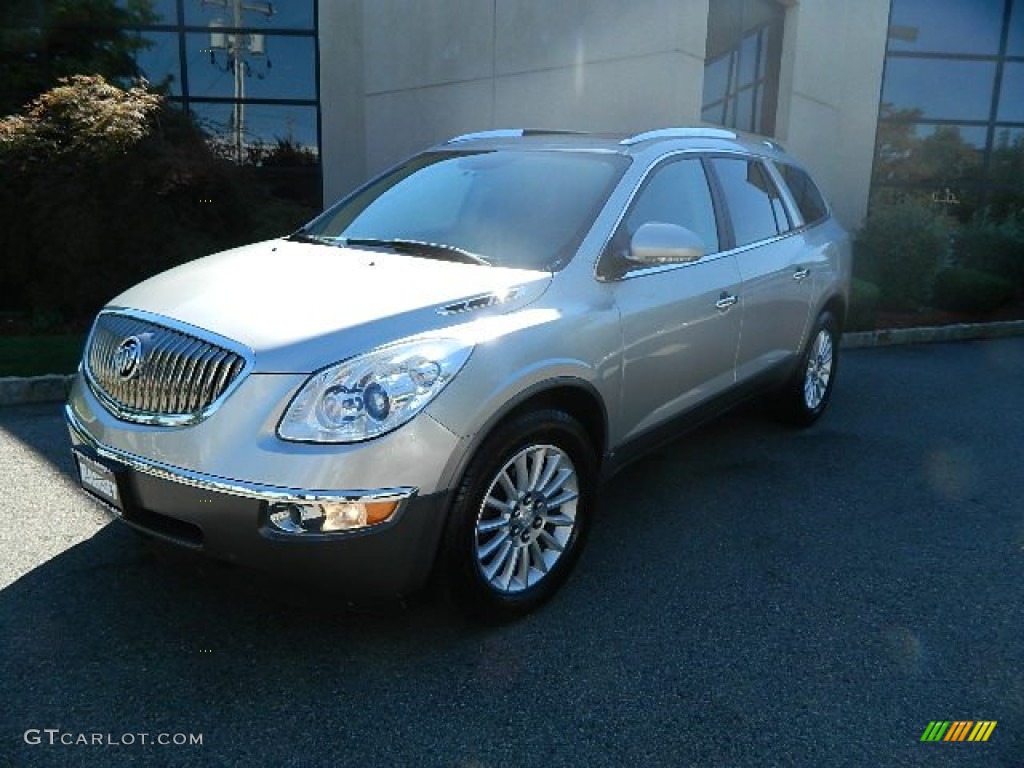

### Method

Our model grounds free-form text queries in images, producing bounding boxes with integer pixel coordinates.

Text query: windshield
[301,150,630,270]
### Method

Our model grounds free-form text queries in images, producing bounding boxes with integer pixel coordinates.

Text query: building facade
[6,1,1022,228]
[319,0,1023,229]
[319,0,891,228]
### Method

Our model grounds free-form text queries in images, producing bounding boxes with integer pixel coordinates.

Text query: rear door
[600,155,743,444]
[707,156,813,381]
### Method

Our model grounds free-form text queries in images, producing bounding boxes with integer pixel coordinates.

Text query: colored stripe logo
[920,721,997,742]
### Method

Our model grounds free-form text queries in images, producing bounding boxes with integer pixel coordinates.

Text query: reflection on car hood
[108,238,553,373]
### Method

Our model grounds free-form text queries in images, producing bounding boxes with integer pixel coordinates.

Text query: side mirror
[628,222,705,265]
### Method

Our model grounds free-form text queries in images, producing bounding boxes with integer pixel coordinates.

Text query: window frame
[596,152,729,281]
[704,154,795,250]
[771,161,831,229]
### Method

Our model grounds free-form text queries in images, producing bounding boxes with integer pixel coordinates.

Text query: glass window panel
[133,30,182,95]
[888,0,1004,55]
[777,164,828,225]
[1009,0,1024,55]
[913,124,989,149]
[998,63,1024,122]
[990,128,1024,189]
[184,32,315,100]
[184,0,314,30]
[114,0,179,25]
[190,101,318,154]
[624,159,720,254]
[737,32,758,87]
[882,59,997,121]
[703,55,731,110]
[702,103,725,125]
[711,158,780,247]
[735,87,755,133]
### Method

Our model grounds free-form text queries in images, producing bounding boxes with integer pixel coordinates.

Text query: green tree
[0,0,156,115]
[0,75,312,321]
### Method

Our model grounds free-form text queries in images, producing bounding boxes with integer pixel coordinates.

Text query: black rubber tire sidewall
[780,311,840,426]
[439,409,597,623]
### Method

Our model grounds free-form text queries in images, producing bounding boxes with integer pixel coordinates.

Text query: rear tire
[775,311,840,426]
[438,409,597,623]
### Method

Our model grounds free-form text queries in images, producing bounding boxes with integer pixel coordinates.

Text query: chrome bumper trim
[65,404,418,505]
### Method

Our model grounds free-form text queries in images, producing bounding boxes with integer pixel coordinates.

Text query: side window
[777,163,829,226]
[710,157,789,247]
[622,158,720,255]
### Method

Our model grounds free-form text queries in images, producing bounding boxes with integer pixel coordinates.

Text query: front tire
[776,311,840,426]
[439,409,597,623]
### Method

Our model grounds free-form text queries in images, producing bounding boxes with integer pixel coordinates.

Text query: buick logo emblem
[113,336,144,381]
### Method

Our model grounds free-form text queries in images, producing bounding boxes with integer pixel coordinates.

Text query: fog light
[321,500,398,531]
[267,499,399,534]
[268,503,304,533]
[322,502,366,532]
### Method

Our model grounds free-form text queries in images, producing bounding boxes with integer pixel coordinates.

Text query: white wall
[319,0,889,227]
[320,0,708,201]
[775,0,891,228]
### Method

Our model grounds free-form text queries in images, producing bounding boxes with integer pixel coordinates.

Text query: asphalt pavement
[1,339,1022,767]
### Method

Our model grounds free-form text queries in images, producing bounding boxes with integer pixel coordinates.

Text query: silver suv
[67,127,851,621]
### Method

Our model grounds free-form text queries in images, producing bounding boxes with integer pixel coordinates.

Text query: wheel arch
[440,378,609,495]
[819,291,847,330]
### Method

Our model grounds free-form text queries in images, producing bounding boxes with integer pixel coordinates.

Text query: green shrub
[932,268,1015,313]
[847,278,881,331]
[0,75,314,324]
[956,210,1024,290]
[855,196,953,310]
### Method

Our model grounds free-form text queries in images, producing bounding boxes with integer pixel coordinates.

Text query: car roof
[430,127,795,164]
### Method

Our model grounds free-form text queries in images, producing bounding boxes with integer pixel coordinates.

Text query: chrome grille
[85,311,249,425]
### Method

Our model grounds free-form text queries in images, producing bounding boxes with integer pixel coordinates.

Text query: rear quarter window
[777,164,829,226]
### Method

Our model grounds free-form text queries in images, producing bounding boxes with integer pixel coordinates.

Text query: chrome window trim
[767,159,835,229]
[594,148,709,283]
[66,404,417,505]
[83,307,256,427]
[763,158,807,230]
[595,147,822,284]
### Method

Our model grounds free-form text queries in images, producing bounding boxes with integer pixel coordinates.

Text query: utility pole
[203,0,274,162]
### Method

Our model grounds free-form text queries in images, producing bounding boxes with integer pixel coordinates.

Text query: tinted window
[710,157,784,246]
[306,150,629,271]
[778,164,828,225]
[623,158,720,254]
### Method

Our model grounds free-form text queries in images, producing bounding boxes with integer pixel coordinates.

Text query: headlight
[278,338,473,443]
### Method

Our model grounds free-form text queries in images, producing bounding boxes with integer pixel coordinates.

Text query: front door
[599,156,743,444]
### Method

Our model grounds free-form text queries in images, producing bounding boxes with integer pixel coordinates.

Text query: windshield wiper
[344,237,491,266]
[288,231,340,246]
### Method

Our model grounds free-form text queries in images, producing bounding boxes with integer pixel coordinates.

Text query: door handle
[792,268,810,281]
[715,293,738,311]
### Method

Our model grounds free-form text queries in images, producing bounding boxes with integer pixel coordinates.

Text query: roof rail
[446,128,589,144]
[620,127,738,146]
[447,129,525,143]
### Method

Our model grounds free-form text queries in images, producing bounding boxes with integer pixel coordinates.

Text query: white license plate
[76,453,121,510]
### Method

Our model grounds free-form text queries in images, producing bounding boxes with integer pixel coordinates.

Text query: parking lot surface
[2,339,1022,767]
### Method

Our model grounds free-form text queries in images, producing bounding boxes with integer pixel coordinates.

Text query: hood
[109,238,552,373]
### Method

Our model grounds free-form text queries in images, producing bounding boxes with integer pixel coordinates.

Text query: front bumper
[66,406,449,599]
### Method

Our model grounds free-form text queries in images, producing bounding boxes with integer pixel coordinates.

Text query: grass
[0,334,86,377]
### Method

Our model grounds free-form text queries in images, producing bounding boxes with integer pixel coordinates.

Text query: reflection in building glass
[887,0,1005,55]
[881,59,997,121]
[702,0,784,136]
[198,0,275,162]
[873,0,1024,214]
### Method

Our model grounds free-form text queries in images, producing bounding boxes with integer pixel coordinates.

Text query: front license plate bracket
[74,449,124,512]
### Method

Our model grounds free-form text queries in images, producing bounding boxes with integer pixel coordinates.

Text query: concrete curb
[0,374,75,407]
[3,320,1024,407]
[840,319,1024,349]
